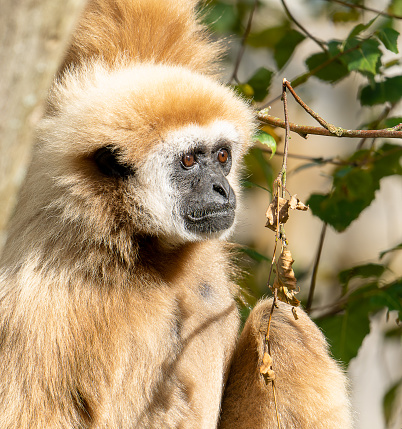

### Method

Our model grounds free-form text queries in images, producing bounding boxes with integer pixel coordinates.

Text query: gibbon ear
[93,146,136,179]
[219,299,352,429]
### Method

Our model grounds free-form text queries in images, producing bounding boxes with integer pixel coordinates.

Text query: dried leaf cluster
[260,351,275,384]
[256,82,313,429]
[265,193,307,308]
[265,194,308,231]
[273,249,300,307]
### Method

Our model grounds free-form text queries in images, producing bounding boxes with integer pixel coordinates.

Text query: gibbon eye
[181,152,196,168]
[93,146,135,179]
[217,148,229,164]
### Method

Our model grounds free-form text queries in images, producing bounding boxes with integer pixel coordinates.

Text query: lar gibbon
[0,0,352,427]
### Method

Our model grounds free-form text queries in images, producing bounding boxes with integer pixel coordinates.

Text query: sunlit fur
[57,0,222,77]
[220,300,353,428]
[0,0,352,428]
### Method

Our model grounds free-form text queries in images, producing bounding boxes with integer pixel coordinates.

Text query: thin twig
[265,289,277,349]
[272,380,281,428]
[278,79,291,193]
[325,0,402,20]
[280,0,327,52]
[229,0,258,83]
[264,245,280,428]
[258,111,402,139]
[306,223,327,313]
[267,239,279,289]
[262,80,295,429]
[260,147,349,166]
[310,300,346,319]
[263,289,281,427]
[283,80,343,135]
[356,104,394,150]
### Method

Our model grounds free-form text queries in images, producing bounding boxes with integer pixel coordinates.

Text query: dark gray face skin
[172,142,236,235]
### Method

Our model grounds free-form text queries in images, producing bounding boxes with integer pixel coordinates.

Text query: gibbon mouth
[187,207,233,222]
[184,205,235,234]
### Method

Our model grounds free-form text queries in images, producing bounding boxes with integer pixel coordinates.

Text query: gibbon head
[36,64,254,247]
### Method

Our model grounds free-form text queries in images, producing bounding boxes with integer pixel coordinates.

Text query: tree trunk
[0,0,86,252]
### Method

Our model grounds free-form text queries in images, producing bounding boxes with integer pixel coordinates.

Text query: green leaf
[273,29,305,70]
[305,51,349,83]
[247,24,290,49]
[241,180,270,192]
[327,39,342,56]
[370,143,402,182]
[331,9,360,23]
[360,75,402,105]
[307,168,376,232]
[366,280,402,320]
[346,17,378,40]
[342,38,382,75]
[240,246,271,263]
[308,192,371,232]
[316,300,371,365]
[245,147,274,189]
[348,281,402,321]
[317,280,402,365]
[246,67,273,102]
[389,0,402,17]
[339,263,386,288]
[291,160,326,175]
[204,2,239,33]
[233,83,254,99]
[308,144,402,231]
[376,27,399,54]
[382,117,402,128]
[252,130,276,158]
[334,165,377,194]
[380,243,402,259]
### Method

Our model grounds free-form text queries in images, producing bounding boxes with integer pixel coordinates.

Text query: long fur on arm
[219,299,353,428]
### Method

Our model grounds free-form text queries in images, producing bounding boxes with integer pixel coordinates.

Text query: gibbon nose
[212,176,233,203]
[213,182,229,199]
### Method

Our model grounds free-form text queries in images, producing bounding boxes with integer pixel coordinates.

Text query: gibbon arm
[219,299,353,429]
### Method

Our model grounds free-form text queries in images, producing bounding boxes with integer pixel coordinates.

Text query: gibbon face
[172,132,236,236]
[37,64,254,245]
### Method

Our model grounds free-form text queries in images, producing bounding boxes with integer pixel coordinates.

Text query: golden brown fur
[219,300,353,428]
[57,0,222,76]
[0,0,352,428]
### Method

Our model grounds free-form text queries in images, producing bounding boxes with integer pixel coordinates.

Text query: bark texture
[0,0,86,252]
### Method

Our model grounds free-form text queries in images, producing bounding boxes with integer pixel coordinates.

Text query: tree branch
[325,0,402,20]
[279,79,291,192]
[356,104,395,150]
[259,147,350,166]
[283,80,344,135]
[229,0,258,83]
[280,0,327,52]
[258,111,402,139]
[306,223,327,313]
